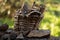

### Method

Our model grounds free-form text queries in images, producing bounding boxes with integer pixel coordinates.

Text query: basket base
[16,30,50,40]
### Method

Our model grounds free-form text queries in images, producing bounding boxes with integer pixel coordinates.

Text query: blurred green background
[0,0,60,37]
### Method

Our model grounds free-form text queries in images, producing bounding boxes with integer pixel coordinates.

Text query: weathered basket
[14,8,43,36]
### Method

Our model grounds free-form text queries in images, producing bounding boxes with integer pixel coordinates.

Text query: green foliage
[0,18,14,28]
[40,4,60,37]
